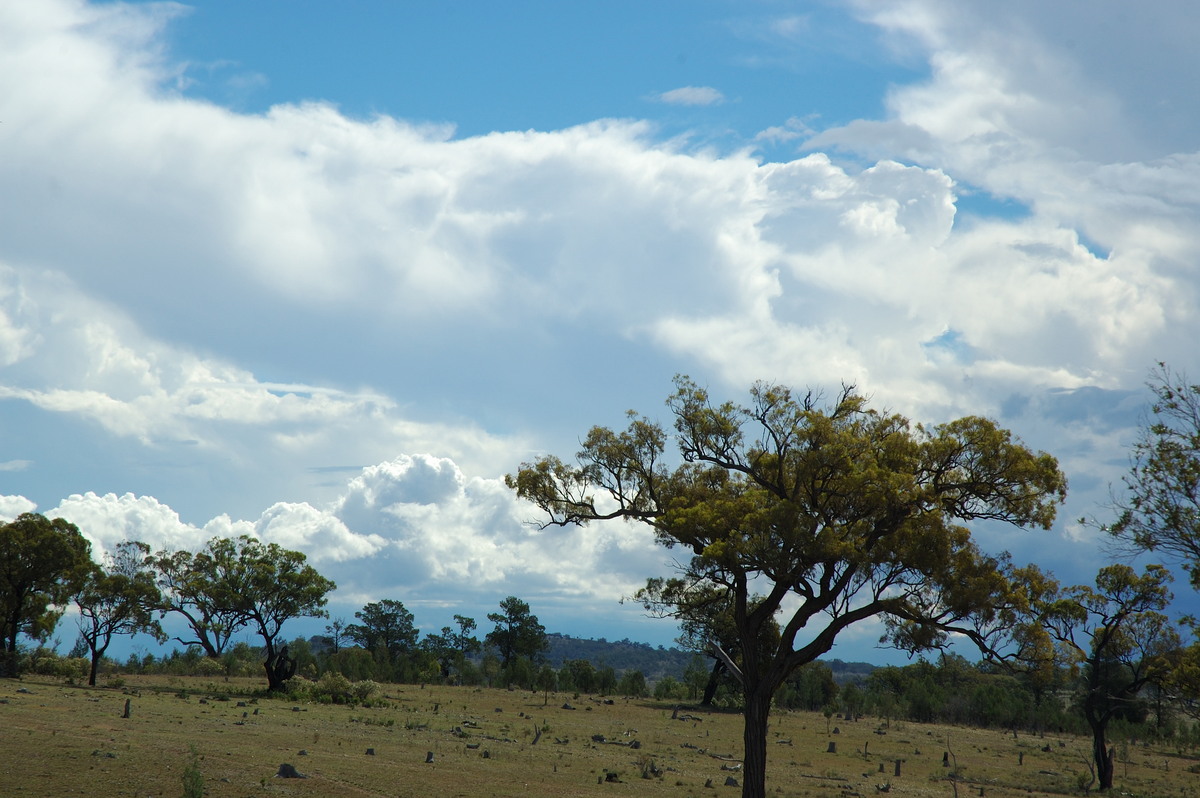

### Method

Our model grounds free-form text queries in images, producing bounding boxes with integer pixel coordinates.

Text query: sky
[2,0,1199,664]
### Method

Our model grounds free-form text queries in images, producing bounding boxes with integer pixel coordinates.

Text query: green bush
[195,657,225,677]
[315,671,354,703]
[352,679,381,703]
[285,675,314,701]
[181,744,204,798]
[653,676,687,700]
[57,657,90,681]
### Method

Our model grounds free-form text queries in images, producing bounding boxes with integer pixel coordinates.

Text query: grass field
[1,675,1196,797]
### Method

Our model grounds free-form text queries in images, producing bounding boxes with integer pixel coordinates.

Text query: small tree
[1035,565,1179,791]
[74,541,165,686]
[1099,363,1200,731]
[618,668,648,697]
[230,537,336,691]
[421,627,457,680]
[0,513,92,677]
[486,596,547,669]
[452,614,481,662]
[324,617,348,653]
[510,377,1066,798]
[346,599,418,663]
[562,658,597,693]
[536,663,558,704]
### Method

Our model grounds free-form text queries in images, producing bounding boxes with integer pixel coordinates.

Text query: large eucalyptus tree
[509,377,1067,798]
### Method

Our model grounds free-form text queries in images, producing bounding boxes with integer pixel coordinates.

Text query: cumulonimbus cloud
[1,452,664,611]
[2,0,1198,627]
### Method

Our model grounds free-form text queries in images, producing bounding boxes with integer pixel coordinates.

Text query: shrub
[181,745,203,798]
[56,657,90,681]
[352,679,381,703]
[285,676,314,702]
[654,676,686,700]
[195,657,226,678]
[314,671,354,704]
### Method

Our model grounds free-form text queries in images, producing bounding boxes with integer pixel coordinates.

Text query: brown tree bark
[740,686,772,798]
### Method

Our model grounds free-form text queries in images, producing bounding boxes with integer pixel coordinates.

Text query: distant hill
[822,658,878,685]
[543,632,694,681]
[305,628,879,684]
[542,633,879,684]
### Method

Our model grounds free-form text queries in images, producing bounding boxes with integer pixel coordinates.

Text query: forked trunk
[1091,720,1114,791]
[88,638,109,687]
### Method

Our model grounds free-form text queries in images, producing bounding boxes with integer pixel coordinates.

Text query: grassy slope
[0,675,1195,797]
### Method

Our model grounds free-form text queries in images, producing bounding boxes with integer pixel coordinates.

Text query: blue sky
[2,0,1199,663]
[163,1,916,145]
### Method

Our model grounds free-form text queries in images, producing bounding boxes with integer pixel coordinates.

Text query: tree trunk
[1,643,16,678]
[1090,719,1114,791]
[702,659,726,706]
[2,625,20,678]
[263,642,296,692]
[87,638,109,687]
[741,687,771,798]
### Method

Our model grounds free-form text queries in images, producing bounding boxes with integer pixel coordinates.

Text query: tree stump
[276,763,305,778]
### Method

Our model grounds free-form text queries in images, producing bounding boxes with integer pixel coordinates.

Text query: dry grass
[1,674,1196,797]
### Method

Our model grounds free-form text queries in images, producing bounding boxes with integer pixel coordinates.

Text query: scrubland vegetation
[3,670,1198,798]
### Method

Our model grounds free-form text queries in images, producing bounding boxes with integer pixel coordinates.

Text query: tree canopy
[73,540,164,686]
[148,537,252,658]
[0,513,93,678]
[346,599,418,661]
[149,535,334,691]
[486,595,547,669]
[1107,363,1200,586]
[226,536,336,692]
[509,376,1067,798]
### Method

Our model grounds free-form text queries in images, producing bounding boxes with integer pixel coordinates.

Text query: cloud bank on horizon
[1,0,1197,650]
